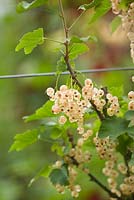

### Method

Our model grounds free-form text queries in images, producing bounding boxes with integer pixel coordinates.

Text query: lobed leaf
[51,143,64,156]
[49,165,69,186]
[50,127,63,140]
[125,110,134,121]
[110,16,121,33]
[71,35,98,43]
[17,0,48,13]
[15,28,44,54]
[25,100,54,122]
[69,43,89,59]
[116,134,133,155]
[56,56,67,73]
[9,129,39,152]
[29,164,52,186]
[99,117,130,140]
[79,0,100,11]
[126,126,134,140]
[129,153,134,166]
[89,0,111,24]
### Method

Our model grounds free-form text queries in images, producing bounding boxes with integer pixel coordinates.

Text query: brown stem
[124,150,131,177]
[123,151,134,200]
[58,0,104,121]
[70,156,122,199]
[67,130,75,148]
[88,173,122,200]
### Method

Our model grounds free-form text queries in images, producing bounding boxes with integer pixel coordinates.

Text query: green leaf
[51,143,63,156]
[56,56,66,73]
[79,0,100,10]
[50,127,63,140]
[110,16,121,33]
[125,110,134,121]
[124,110,134,127]
[127,126,134,140]
[129,153,134,166]
[25,101,54,122]
[15,28,44,54]
[17,0,48,13]
[9,129,39,152]
[49,165,69,186]
[109,85,123,98]
[69,43,89,59]
[116,134,133,155]
[99,117,130,140]
[71,35,98,43]
[29,164,52,186]
[89,0,111,24]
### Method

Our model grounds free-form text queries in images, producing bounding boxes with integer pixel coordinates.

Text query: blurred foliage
[0,0,133,200]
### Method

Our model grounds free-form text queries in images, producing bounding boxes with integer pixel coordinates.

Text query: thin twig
[68,10,85,31]
[123,150,134,200]
[124,155,131,177]
[44,37,64,44]
[88,173,122,200]
[70,155,122,199]
[58,0,68,39]
[58,0,105,121]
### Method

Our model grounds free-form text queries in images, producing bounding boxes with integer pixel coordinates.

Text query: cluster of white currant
[94,136,121,198]
[121,3,134,63]
[120,174,134,195]
[47,79,119,130]
[106,93,120,116]
[93,136,117,160]
[111,1,134,62]
[47,77,134,198]
[53,160,81,198]
[128,90,134,110]
[94,135,134,198]
[128,76,134,110]
[53,129,92,198]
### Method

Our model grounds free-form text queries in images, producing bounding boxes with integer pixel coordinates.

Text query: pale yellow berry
[128,91,134,100]
[83,130,93,140]
[77,127,84,134]
[55,184,65,194]
[77,138,84,147]
[71,190,79,198]
[60,85,68,91]
[74,185,81,192]
[129,165,134,173]
[117,163,127,174]
[54,160,62,168]
[106,93,112,99]
[46,87,54,97]
[111,189,121,197]
[107,107,114,116]
[52,105,60,114]
[84,79,93,87]
[107,178,117,189]
[59,116,67,124]
[128,100,134,110]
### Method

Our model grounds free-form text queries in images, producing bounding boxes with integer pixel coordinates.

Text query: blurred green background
[0,1,133,200]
